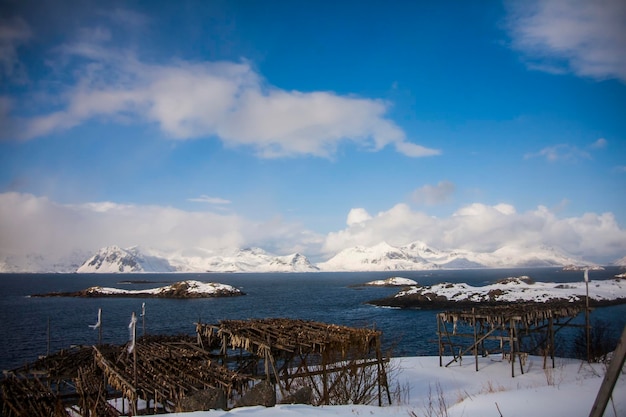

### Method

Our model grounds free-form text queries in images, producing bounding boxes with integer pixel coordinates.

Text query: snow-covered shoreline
[369,276,626,308]
[361,277,419,286]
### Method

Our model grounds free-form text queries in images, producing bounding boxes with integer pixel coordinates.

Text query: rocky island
[361,277,418,287]
[368,276,626,309]
[32,280,244,298]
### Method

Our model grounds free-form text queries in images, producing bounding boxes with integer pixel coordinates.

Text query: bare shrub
[285,357,395,406]
[544,361,566,387]
[481,380,506,394]
[573,319,618,362]
[408,382,449,417]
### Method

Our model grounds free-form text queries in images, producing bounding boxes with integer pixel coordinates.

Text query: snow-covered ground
[364,277,418,286]
[82,280,241,297]
[394,277,626,304]
[161,355,625,417]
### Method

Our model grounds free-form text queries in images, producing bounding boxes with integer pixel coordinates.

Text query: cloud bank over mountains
[1,191,624,265]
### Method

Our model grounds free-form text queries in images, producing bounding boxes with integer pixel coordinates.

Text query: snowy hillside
[0,250,89,273]
[166,247,319,273]
[317,242,437,271]
[386,276,626,306]
[1,241,593,274]
[318,241,587,271]
[77,246,177,273]
[614,255,626,267]
[470,244,586,268]
[75,246,319,273]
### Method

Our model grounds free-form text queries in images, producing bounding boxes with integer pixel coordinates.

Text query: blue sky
[0,0,625,264]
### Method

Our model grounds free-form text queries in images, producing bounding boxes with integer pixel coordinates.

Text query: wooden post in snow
[584,269,591,362]
[141,303,146,337]
[99,309,102,346]
[589,325,626,417]
[89,308,102,346]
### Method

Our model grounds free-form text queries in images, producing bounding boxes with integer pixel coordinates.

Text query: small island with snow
[360,277,418,287]
[368,276,626,309]
[31,280,244,299]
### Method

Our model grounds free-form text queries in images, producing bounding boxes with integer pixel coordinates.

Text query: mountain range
[1,240,619,273]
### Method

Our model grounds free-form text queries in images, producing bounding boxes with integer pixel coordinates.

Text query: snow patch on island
[364,277,418,286]
[394,276,626,304]
[36,280,243,298]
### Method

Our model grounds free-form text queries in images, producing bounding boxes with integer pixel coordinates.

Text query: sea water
[1,268,625,371]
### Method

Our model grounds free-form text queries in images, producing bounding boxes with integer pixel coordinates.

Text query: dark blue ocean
[1,268,625,371]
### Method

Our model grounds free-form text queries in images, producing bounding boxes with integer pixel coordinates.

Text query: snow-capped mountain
[318,241,588,271]
[76,246,319,273]
[465,244,587,268]
[613,255,626,267]
[170,247,319,273]
[0,250,89,273]
[77,246,176,273]
[268,252,319,272]
[317,242,437,271]
[1,241,594,273]
[401,241,484,269]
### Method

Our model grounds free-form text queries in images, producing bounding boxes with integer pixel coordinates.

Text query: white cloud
[524,144,590,162]
[346,208,372,226]
[506,0,626,82]
[525,139,609,162]
[10,35,439,159]
[322,202,626,263]
[411,181,455,206]
[590,138,607,149]
[188,195,231,205]
[1,193,624,264]
[0,192,318,259]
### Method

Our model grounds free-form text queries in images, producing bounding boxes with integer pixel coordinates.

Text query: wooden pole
[510,318,515,378]
[585,269,591,362]
[129,311,138,416]
[322,350,329,405]
[142,303,146,337]
[133,312,137,413]
[473,309,478,372]
[98,309,102,346]
[549,315,555,369]
[47,317,50,357]
[437,314,442,367]
[589,325,626,417]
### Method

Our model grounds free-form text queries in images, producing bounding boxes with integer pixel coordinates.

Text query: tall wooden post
[549,315,555,369]
[129,311,138,416]
[473,309,478,372]
[47,317,50,357]
[510,318,515,378]
[141,303,146,337]
[437,314,442,367]
[98,309,102,346]
[322,350,329,405]
[589,325,626,417]
[585,269,591,362]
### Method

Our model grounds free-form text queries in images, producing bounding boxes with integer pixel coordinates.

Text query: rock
[179,387,227,411]
[235,380,276,408]
[280,386,313,405]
